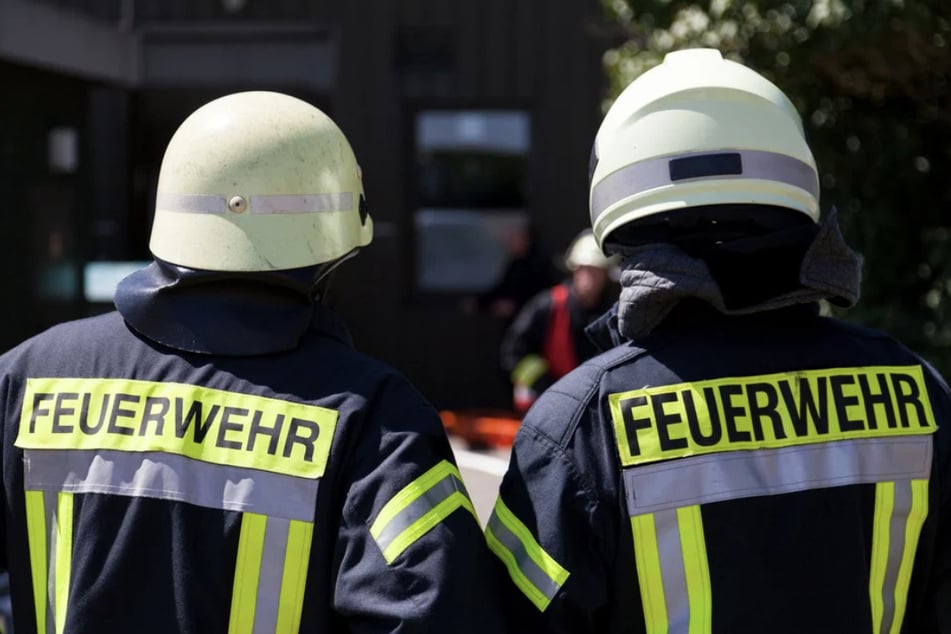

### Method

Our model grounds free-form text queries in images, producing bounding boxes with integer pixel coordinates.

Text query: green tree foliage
[600,0,951,373]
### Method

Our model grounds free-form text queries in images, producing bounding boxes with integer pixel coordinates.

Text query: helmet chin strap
[310,249,360,302]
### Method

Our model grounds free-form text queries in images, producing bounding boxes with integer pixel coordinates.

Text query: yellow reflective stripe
[677,506,711,633]
[870,482,894,633]
[891,479,929,634]
[370,460,477,564]
[492,499,569,590]
[631,514,668,633]
[16,377,339,479]
[485,498,569,612]
[25,491,48,634]
[275,520,314,633]
[484,526,552,612]
[229,513,266,634]
[511,354,548,387]
[380,492,476,564]
[53,493,73,634]
[371,461,458,535]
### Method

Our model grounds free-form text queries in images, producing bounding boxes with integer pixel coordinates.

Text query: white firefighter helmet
[564,229,619,271]
[589,48,819,248]
[149,91,373,271]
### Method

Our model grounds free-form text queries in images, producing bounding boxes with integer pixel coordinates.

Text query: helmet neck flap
[114,259,354,356]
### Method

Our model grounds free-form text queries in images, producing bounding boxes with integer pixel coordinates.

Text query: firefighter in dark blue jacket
[486,49,951,633]
[0,91,503,633]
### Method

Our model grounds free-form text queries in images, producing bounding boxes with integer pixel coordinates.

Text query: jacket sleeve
[332,375,504,633]
[485,390,618,633]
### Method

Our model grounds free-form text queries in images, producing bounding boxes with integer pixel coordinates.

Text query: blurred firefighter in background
[501,229,619,414]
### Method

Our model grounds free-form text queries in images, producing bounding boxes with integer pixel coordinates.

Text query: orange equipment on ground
[440,409,521,449]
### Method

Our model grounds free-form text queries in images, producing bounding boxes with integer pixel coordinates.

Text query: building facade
[0,0,611,409]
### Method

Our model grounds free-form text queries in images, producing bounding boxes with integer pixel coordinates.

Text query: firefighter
[501,229,619,414]
[486,49,951,633]
[0,92,503,633]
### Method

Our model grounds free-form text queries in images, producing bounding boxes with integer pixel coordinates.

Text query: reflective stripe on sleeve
[228,513,315,634]
[485,498,569,612]
[369,460,478,564]
[511,354,548,387]
[870,479,929,634]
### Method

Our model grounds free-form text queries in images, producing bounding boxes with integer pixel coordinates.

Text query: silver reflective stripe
[654,509,690,632]
[155,193,227,214]
[486,512,562,605]
[590,149,819,222]
[251,193,353,214]
[373,474,463,554]
[155,192,353,214]
[623,437,932,516]
[253,517,290,632]
[23,449,318,521]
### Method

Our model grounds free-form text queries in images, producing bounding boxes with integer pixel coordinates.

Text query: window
[413,109,531,293]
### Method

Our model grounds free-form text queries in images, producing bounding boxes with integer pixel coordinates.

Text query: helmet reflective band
[150,91,373,272]
[589,49,819,248]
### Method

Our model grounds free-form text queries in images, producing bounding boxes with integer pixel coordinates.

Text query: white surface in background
[83,261,150,302]
[451,439,509,527]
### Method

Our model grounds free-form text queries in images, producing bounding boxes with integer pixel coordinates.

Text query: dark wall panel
[0,0,610,409]
[328,0,609,409]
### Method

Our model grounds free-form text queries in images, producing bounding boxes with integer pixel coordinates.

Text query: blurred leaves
[601,0,951,374]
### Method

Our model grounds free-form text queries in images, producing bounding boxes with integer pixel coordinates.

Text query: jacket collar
[114,260,352,356]
[586,209,859,351]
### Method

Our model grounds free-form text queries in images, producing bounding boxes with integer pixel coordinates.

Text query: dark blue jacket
[488,303,951,633]
[0,302,503,633]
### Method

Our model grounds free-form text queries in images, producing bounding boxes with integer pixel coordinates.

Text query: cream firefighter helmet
[150,91,373,271]
[563,229,619,271]
[589,48,819,249]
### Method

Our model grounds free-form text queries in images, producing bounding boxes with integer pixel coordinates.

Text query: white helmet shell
[590,48,819,248]
[150,91,373,271]
[564,230,619,271]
